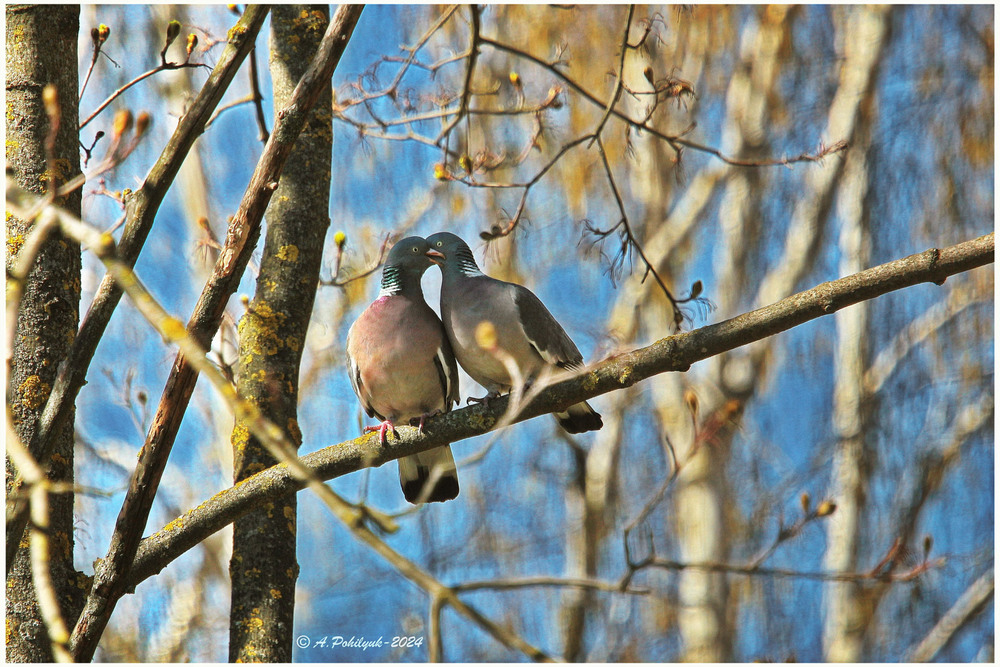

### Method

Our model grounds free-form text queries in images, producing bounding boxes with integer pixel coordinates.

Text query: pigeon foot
[364,420,399,445]
[466,391,502,408]
[408,410,443,433]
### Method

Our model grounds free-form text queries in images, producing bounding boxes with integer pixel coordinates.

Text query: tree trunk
[822,6,892,662]
[228,5,333,661]
[5,4,84,662]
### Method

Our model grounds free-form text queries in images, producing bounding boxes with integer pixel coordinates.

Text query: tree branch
[478,34,847,168]
[67,6,364,661]
[128,233,993,587]
[588,4,634,144]
[5,4,270,575]
[905,567,994,662]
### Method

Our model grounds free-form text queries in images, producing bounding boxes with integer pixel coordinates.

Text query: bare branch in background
[905,568,994,662]
[127,232,994,590]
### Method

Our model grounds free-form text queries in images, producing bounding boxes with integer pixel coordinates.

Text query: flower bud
[135,111,151,137]
[816,500,837,517]
[165,20,181,46]
[112,109,133,138]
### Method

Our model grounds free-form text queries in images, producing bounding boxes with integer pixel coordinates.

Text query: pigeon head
[379,236,434,296]
[425,232,483,277]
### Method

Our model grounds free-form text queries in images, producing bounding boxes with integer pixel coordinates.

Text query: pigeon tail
[398,445,460,504]
[555,400,603,434]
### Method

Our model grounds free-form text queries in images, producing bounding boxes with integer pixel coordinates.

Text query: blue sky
[66,5,992,661]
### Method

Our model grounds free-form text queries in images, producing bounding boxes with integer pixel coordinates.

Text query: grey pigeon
[424,231,603,434]
[346,236,461,503]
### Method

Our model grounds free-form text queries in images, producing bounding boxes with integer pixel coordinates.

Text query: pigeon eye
[435,241,442,247]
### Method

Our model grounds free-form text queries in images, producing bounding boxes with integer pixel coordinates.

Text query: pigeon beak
[426,249,445,264]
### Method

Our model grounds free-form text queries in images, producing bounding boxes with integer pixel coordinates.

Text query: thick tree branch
[6,4,270,574]
[67,6,364,661]
[128,232,993,587]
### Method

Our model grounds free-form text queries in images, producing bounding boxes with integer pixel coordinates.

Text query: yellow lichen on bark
[17,375,51,409]
[275,244,299,263]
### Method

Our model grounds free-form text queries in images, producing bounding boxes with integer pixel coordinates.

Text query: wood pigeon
[424,231,603,434]
[345,236,461,503]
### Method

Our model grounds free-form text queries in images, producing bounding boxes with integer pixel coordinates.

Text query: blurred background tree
[6,4,993,662]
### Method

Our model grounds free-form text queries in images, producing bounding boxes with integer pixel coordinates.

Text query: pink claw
[466,391,501,408]
[409,410,443,433]
[363,419,398,444]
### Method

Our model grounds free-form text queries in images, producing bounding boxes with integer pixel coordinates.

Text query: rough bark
[5,4,85,662]
[66,4,364,660]
[229,5,332,662]
[5,3,271,574]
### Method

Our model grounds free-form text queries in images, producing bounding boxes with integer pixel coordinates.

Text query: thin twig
[204,94,256,129]
[247,44,269,143]
[434,5,481,145]
[628,555,946,583]
[455,576,647,594]
[321,233,391,287]
[428,594,445,662]
[594,135,683,328]
[79,61,210,130]
[588,5,634,146]
[478,35,847,167]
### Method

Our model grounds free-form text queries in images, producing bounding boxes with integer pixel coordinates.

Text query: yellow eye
[436,241,443,247]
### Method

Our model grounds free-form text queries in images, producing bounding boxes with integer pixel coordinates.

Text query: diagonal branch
[589,4,634,145]
[79,60,210,130]
[66,6,364,661]
[128,233,994,588]
[905,567,994,662]
[5,3,270,576]
[593,135,683,327]
[434,5,480,145]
